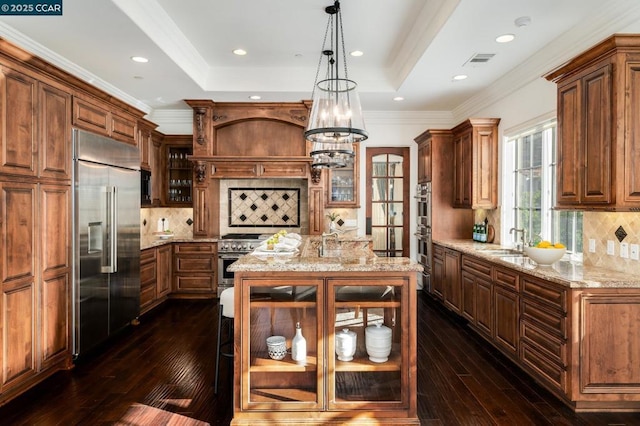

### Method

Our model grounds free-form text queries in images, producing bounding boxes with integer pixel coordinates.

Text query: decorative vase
[335,328,357,361]
[291,322,307,364]
[365,322,392,363]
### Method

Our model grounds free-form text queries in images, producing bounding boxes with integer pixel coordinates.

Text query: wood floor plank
[0,294,637,425]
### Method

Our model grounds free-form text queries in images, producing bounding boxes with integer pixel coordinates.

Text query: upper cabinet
[325,143,359,207]
[451,118,500,209]
[72,94,137,146]
[163,135,193,206]
[545,34,640,210]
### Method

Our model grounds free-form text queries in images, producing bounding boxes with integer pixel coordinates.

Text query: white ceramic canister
[335,328,357,361]
[365,322,392,363]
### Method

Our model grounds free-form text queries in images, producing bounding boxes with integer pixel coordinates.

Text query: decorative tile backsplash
[583,211,640,274]
[228,187,300,227]
[140,207,193,238]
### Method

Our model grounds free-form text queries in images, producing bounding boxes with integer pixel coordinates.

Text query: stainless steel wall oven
[415,183,432,291]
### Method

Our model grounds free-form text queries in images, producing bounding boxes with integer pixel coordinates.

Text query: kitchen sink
[477,248,525,257]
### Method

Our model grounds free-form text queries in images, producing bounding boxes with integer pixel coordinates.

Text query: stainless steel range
[217,233,267,296]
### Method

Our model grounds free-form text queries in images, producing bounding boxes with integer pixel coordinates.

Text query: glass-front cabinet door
[327,277,409,411]
[240,278,324,411]
[166,145,192,205]
[326,144,359,207]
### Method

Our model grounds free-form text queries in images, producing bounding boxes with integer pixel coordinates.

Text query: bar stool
[214,287,234,394]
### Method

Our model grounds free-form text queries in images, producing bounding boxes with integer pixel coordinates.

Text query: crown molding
[364,110,454,127]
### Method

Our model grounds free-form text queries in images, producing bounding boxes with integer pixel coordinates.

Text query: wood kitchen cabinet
[461,254,493,337]
[325,144,359,207]
[443,248,462,313]
[451,118,500,209]
[431,244,445,300]
[163,135,193,206]
[233,272,417,425]
[520,274,568,394]
[545,34,640,210]
[140,244,173,314]
[72,93,137,146]
[172,242,216,297]
[493,266,519,357]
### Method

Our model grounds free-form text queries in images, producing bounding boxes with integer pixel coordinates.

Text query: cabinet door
[443,249,461,313]
[326,144,359,207]
[39,83,71,180]
[1,181,37,391]
[327,277,409,410]
[473,125,498,208]
[582,64,612,204]
[165,145,193,205]
[72,95,110,136]
[308,186,324,235]
[432,252,444,300]
[0,66,37,177]
[239,278,323,411]
[39,184,71,369]
[556,79,582,205]
[461,271,475,322]
[475,277,492,337]
[417,140,431,183]
[452,131,471,207]
[110,111,137,146]
[156,244,172,298]
[494,285,518,356]
[140,248,157,312]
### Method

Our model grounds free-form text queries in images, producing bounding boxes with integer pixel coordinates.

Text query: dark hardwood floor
[1,292,638,425]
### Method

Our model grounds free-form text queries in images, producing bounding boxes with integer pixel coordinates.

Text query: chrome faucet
[509,228,527,251]
[320,232,339,256]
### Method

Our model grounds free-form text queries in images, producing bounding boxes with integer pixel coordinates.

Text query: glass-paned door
[366,148,410,257]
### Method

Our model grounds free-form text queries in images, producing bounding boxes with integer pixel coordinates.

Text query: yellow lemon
[554,242,565,249]
[537,240,552,248]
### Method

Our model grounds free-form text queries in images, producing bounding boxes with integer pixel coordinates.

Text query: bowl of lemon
[524,241,566,265]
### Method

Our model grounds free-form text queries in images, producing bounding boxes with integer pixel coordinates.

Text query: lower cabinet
[1,181,72,404]
[140,244,173,314]
[439,246,640,411]
[172,242,217,297]
[443,248,461,313]
[233,272,418,425]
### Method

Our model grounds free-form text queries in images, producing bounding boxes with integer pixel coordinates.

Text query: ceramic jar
[365,322,392,363]
[335,328,357,361]
[266,335,287,360]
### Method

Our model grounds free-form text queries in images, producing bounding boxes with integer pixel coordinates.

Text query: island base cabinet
[233,272,418,425]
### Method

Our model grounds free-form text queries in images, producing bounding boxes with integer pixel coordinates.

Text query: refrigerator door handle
[101,185,118,273]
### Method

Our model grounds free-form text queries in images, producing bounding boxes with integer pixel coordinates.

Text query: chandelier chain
[310,11,332,102]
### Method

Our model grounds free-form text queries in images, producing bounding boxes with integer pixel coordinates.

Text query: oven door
[218,254,241,293]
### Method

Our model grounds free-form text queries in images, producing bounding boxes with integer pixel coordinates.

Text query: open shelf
[249,388,317,403]
[335,351,401,372]
[250,354,318,373]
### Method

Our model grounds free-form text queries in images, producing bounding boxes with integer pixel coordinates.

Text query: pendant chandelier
[306,1,367,169]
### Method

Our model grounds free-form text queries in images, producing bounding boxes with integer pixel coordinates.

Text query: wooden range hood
[184,100,325,237]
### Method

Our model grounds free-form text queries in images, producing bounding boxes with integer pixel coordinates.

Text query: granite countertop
[229,235,423,273]
[141,235,219,250]
[435,239,640,289]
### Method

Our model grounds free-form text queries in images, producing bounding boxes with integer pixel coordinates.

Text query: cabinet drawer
[521,299,566,338]
[520,340,566,392]
[173,243,216,254]
[175,256,215,273]
[462,255,491,278]
[521,276,566,312]
[141,248,156,264]
[211,162,259,177]
[494,266,518,291]
[140,258,156,284]
[140,284,156,307]
[174,274,215,291]
[433,245,444,260]
[520,320,566,363]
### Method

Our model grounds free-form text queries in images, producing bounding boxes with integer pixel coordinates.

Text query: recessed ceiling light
[393,96,404,101]
[233,49,247,56]
[350,50,364,57]
[453,74,468,81]
[495,34,515,43]
[249,95,261,100]
[133,75,144,80]
[131,56,148,63]
[515,16,531,27]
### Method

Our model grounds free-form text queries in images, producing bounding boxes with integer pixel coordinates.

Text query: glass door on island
[327,278,408,410]
[240,278,323,411]
[166,146,192,205]
[326,144,359,207]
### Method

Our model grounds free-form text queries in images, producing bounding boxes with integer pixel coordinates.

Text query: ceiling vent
[464,53,496,66]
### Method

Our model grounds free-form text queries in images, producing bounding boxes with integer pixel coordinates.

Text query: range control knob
[248,243,254,250]
[231,244,237,250]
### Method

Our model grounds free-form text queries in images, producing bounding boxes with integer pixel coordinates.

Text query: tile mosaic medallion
[229,188,300,227]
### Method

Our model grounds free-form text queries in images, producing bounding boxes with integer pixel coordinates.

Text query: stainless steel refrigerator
[72,129,141,357]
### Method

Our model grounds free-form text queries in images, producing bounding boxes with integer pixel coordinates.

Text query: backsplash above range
[220,179,309,235]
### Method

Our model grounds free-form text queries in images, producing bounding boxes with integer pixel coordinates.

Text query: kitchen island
[228,236,422,425]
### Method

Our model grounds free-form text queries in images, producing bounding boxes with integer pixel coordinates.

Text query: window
[502,120,582,255]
